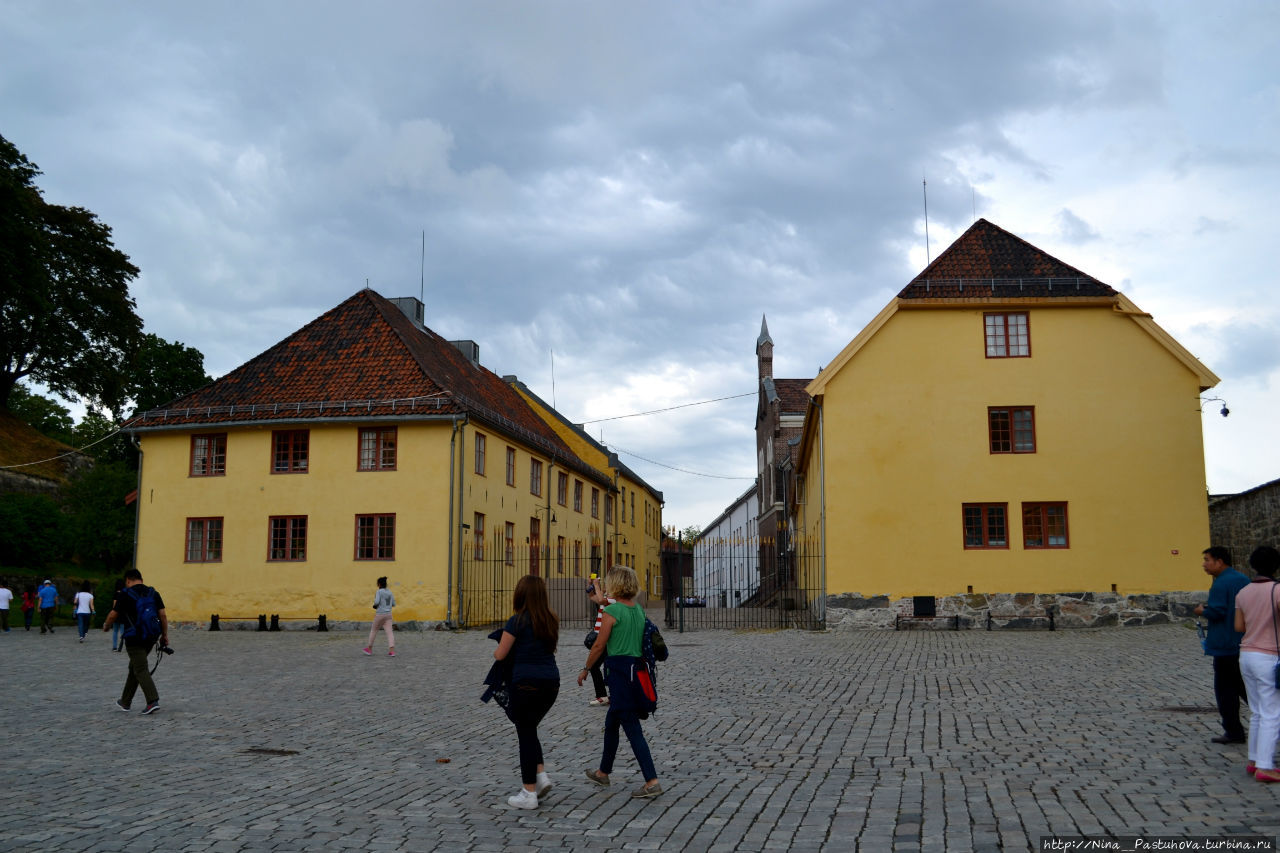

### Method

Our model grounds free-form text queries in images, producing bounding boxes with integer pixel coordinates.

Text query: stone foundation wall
[826,590,1206,630]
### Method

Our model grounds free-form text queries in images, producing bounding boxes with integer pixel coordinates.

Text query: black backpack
[122,586,161,642]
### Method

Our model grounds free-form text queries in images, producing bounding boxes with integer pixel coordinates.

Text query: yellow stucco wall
[510,388,665,595]
[135,421,456,623]
[797,303,1212,597]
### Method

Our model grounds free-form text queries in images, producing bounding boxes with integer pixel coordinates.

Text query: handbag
[583,629,598,651]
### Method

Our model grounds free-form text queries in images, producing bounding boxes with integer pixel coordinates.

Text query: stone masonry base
[826,590,1207,630]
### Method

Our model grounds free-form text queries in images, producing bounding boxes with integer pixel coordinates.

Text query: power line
[608,442,754,480]
[580,391,754,425]
[0,427,125,469]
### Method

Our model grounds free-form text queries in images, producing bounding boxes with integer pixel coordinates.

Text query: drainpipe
[130,434,143,571]
[446,415,467,627]
[816,399,827,622]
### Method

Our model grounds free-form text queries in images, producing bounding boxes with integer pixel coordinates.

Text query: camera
[158,644,175,655]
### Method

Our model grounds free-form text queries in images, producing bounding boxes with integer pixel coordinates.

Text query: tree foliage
[126,333,212,414]
[7,383,75,445]
[62,461,137,572]
[0,133,143,414]
[0,493,69,569]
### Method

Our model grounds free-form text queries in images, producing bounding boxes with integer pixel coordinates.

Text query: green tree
[7,383,75,444]
[62,461,137,572]
[126,333,212,414]
[0,133,143,414]
[0,493,69,569]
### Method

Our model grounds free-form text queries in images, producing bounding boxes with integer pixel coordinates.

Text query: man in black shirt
[102,569,169,715]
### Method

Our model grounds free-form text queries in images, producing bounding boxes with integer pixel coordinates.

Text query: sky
[3,1,1277,531]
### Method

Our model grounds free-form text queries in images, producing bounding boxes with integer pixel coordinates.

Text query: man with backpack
[102,569,169,715]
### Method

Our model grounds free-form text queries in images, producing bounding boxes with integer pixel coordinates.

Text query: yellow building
[124,289,616,626]
[506,379,665,598]
[793,220,1219,604]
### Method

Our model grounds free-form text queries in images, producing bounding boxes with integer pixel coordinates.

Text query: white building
[693,483,760,608]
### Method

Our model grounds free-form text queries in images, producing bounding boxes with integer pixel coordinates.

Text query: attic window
[984,312,1030,358]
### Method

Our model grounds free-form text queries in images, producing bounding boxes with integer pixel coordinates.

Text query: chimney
[389,297,425,330]
[449,340,480,365]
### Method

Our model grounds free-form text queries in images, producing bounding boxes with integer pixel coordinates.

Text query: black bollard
[317,614,328,632]
[269,614,280,632]
[210,614,220,631]
[257,614,268,631]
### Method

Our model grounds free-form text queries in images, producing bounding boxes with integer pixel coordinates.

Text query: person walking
[493,574,560,809]
[578,565,663,799]
[109,578,126,651]
[1194,546,1250,744]
[102,568,168,715]
[21,585,36,631]
[363,576,395,657]
[1233,546,1280,781]
[586,575,614,707]
[0,579,12,633]
[37,580,58,634]
[73,581,95,642]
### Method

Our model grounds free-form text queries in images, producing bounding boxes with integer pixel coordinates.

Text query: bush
[0,493,69,568]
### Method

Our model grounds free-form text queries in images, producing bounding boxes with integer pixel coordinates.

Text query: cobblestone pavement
[1,621,1275,852]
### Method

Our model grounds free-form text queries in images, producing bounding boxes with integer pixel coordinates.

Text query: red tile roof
[773,379,810,414]
[125,290,602,479]
[898,219,1117,299]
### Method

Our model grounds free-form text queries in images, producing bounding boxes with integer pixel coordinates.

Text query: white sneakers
[507,788,538,809]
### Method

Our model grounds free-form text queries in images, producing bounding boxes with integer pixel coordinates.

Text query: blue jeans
[76,613,91,638]
[600,708,657,781]
[112,622,123,649]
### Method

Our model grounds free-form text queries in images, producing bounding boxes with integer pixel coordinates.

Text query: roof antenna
[550,348,557,409]
[971,185,977,223]
[922,176,931,264]
[420,230,425,303]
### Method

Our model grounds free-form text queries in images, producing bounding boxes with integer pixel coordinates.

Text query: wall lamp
[1201,396,1230,417]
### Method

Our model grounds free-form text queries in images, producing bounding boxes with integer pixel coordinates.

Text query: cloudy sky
[3,1,1277,529]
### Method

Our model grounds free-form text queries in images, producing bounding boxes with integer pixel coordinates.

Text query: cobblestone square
[2,622,1273,851]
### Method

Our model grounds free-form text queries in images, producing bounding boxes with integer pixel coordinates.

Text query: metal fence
[672,534,824,631]
[455,535,826,632]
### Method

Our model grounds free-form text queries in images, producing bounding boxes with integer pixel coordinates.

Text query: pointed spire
[757,314,772,349]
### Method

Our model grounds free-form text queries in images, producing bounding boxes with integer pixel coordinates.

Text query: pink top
[1236,579,1280,655]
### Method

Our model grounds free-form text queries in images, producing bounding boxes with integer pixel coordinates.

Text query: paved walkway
[1,622,1275,852]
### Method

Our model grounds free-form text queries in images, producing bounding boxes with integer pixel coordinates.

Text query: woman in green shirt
[577,565,662,798]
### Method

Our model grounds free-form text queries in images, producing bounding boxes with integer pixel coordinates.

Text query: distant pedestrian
[73,581,95,642]
[1233,546,1280,781]
[1195,546,1250,744]
[0,579,12,632]
[21,585,35,630]
[102,568,168,715]
[363,576,395,657]
[579,565,663,799]
[109,578,126,651]
[37,580,58,633]
[493,574,560,809]
[585,575,615,707]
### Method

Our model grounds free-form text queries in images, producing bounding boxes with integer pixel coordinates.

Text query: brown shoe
[584,769,610,787]
[632,781,663,799]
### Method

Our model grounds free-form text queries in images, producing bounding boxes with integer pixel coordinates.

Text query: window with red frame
[474,432,486,475]
[473,512,485,561]
[984,312,1030,358]
[557,536,565,574]
[557,472,568,506]
[355,514,395,560]
[190,433,227,476]
[573,480,583,512]
[504,522,515,565]
[185,517,223,562]
[505,447,516,486]
[988,407,1036,453]
[358,427,396,471]
[272,430,309,473]
[529,517,541,574]
[591,487,599,519]
[269,516,307,561]
[962,503,1008,549]
[1023,502,1069,548]
[530,459,543,496]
